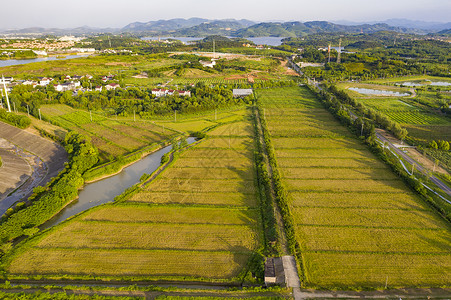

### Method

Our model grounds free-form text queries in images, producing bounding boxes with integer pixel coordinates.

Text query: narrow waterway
[41,138,196,229]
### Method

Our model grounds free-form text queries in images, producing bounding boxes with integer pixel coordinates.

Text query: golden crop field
[6,110,262,282]
[257,86,451,288]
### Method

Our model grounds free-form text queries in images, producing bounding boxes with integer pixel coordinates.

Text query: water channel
[41,137,196,230]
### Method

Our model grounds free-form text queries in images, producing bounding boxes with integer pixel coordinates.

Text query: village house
[105,83,120,90]
[151,88,167,97]
[95,86,103,92]
[177,90,191,97]
[199,60,216,68]
[39,77,52,86]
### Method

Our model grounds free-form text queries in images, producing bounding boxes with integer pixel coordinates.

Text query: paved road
[376,132,451,198]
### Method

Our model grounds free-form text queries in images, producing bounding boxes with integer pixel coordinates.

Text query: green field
[5,110,262,282]
[40,104,177,163]
[257,86,451,288]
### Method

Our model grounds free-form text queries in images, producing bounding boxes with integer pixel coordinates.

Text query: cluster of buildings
[0,40,76,50]
[151,88,191,97]
[2,75,121,94]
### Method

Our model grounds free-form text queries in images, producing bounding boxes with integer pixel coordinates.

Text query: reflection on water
[41,137,196,229]
[349,87,410,97]
[0,55,90,68]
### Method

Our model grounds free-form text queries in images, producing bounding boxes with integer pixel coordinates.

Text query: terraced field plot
[40,104,176,162]
[6,112,262,282]
[258,87,451,287]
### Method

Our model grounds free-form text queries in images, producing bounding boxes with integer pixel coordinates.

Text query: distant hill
[437,28,451,35]
[170,20,254,37]
[334,18,451,32]
[1,26,118,35]
[121,18,255,35]
[234,21,412,37]
[2,18,449,37]
[121,18,208,32]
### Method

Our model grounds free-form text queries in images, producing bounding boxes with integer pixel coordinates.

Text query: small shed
[264,257,276,285]
[264,257,285,286]
[233,88,253,98]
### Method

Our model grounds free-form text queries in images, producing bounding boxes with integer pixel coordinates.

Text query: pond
[0,55,91,68]
[41,137,196,229]
[396,81,451,87]
[349,87,410,97]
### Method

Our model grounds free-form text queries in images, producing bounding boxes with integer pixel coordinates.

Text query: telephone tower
[337,38,342,64]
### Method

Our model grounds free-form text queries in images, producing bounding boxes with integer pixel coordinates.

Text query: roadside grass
[257,86,451,288]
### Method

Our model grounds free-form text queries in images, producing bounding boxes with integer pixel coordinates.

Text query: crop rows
[258,87,451,287]
[7,112,262,281]
[40,105,176,163]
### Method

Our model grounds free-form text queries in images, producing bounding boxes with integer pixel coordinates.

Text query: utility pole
[213,39,215,59]
[361,123,364,136]
[38,109,42,121]
[328,44,331,63]
[337,38,342,64]
[133,110,136,122]
[215,109,217,121]
[411,163,415,176]
[27,105,30,116]
[174,110,177,122]
[1,75,11,112]
[90,110,92,122]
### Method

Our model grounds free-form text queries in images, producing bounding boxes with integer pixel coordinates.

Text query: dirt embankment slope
[0,121,67,213]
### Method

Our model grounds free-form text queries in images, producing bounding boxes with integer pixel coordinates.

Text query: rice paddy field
[257,86,451,288]
[5,110,262,282]
[40,104,177,163]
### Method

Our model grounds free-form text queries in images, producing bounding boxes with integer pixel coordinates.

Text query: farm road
[376,130,451,198]
[0,121,67,214]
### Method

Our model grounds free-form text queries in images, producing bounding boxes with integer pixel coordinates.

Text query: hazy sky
[2,0,450,28]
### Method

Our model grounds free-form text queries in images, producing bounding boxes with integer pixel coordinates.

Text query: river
[41,137,196,229]
[0,55,91,68]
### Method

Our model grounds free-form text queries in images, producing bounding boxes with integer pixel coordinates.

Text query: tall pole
[328,44,331,63]
[90,110,92,122]
[133,110,135,122]
[337,38,342,64]
[27,105,29,116]
[174,110,177,122]
[213,39,215,59]
[38,109,41,120]
[1,75,11,112]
